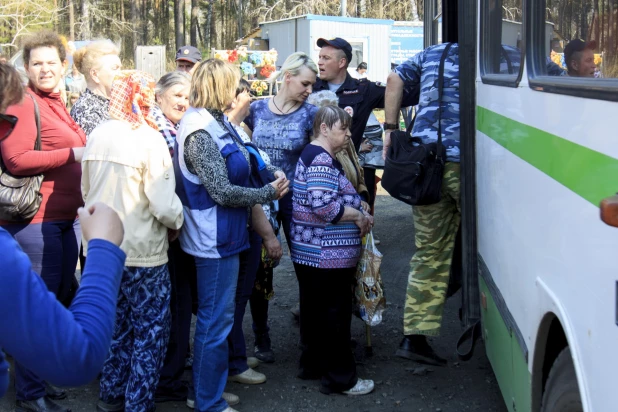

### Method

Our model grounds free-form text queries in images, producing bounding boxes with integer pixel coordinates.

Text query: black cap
[564,39,597,66]
[176,46,202,64]
[317,38,353,63]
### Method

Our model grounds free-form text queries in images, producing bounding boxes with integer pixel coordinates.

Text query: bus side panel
[479,276,516,412]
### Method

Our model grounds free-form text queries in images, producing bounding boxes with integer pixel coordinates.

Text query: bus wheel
[541,347,583,412]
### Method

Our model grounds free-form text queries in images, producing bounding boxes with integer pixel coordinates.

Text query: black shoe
[395,335,447,366]
[15,396,71,412]
[96,399,124,412]
[254,331,275,363]
[45,383,67,400]
[297,369,321,380]
[154,383,188,403]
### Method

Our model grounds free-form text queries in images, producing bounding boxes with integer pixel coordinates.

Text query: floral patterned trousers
[99,264,171,412]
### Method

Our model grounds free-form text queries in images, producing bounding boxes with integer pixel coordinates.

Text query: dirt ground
[0,190,508,412]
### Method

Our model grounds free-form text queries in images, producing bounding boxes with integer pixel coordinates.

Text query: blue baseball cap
[176,46,202,64]
[317,37,353,63]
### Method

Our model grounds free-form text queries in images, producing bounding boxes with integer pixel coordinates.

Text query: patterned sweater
[290,144,363,269]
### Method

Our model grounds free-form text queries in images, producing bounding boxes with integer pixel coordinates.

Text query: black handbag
[382,43,453,206]
[0,94,44,221]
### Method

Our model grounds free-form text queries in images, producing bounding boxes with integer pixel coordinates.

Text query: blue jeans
[228,231,262,376]
[193,254,239,412]
[3,219,80,401]
[99,264,171,412]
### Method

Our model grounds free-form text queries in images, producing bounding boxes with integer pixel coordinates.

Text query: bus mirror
[600,195,618,228]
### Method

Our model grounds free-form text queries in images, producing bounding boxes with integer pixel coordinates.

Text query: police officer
[312,37,417,152]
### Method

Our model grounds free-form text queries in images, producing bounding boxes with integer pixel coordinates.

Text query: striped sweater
[290,144,363,269]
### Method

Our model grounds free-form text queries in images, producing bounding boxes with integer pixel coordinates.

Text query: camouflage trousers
[100,264,171,412]
[404,162,461,337]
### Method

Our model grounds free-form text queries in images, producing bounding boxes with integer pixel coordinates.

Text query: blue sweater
[0,229,126,397]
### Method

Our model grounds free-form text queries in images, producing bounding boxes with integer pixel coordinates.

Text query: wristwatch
[383,122,399,130]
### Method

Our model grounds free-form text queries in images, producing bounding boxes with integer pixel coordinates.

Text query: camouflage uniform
[395,44,461,337]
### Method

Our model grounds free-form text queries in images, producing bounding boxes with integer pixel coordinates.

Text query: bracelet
[383,122,399,130]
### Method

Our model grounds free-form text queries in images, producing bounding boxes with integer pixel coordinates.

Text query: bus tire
[541,347,583,412]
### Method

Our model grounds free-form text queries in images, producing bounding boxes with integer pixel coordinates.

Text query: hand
[263,235,283,260]
[269,176,290,200]
[72,147,85,163]
[354,210,373,237]
[360,140,374,153]
[361,201,371,213]
[168,229,180,242]
[382,130,392,160]
[78,202,124,246]
[274,170,286,180]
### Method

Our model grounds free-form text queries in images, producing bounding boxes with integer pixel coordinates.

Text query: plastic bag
[355,230,386,326]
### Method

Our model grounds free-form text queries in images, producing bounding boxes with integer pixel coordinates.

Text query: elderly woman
[1,30,86,412]
[70,40,122,137]
[151,71,191,156]
[175,59,288,412]
[151,71,194,404]
[243,52,318,362]
[82,71,184,412]
[291,105,374,396]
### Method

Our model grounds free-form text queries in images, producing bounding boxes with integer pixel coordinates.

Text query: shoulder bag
[0,94,44,221]
[382,43,453,206]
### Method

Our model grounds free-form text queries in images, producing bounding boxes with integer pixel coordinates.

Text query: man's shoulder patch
[374,81,386,87]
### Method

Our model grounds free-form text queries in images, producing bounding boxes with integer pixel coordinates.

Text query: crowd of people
[0,28,469,412]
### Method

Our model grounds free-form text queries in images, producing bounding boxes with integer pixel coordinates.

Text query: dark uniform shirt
[312,73,418,151]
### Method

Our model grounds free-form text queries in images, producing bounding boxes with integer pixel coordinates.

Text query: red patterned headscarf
[108,70,158,130]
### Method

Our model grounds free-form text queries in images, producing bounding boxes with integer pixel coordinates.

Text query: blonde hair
[269,52,318,84]
[190,59,240,111]
[73,40,120,83]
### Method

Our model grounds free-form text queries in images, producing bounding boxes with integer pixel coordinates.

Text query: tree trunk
[131,0,138,50]
[142,0,148,45]
[174,0,183,49]
[183,0,187,47]
[191,0,199,47]
[237,0,244,40]
[411,0,420,21]
[81,0,91,40]
[68,0,75,41]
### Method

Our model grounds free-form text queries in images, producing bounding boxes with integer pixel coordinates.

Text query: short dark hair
[0,63,24,112]
[236,79,251,96]
[23,30,66,66]
[357,62,367,71]
[313,105,352,139]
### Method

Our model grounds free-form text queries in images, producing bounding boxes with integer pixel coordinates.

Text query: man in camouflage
[383,43,461,366]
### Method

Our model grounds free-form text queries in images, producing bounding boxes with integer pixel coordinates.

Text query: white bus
[421,1,618,411]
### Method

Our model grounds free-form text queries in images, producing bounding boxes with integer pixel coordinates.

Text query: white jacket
[82,120,184,267]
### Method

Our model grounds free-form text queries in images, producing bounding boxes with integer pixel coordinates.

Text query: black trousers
[156,240,196,394]
[294,263,358,393]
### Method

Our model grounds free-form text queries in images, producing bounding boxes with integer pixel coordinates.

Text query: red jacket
[1,88,86,224]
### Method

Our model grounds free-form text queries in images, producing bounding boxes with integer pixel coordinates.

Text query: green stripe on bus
[477,106,618,207]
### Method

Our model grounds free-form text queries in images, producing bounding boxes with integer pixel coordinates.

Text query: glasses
[0,113,17,140]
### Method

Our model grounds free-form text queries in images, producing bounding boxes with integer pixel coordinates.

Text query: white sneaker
[222,392,240,406]
[342,378,375,396]
[222,407,239,412]
[186,392,239,409]
[227,368,266,384]
[247,356,260,369]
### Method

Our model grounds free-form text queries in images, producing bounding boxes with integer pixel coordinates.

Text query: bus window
[480,0,523,85]
[528,0,618,100]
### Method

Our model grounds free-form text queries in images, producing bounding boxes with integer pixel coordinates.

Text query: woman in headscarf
[81,71,184,412]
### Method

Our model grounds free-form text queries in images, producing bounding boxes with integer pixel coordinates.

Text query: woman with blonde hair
[70,40,122,137]
[175,59,288,412]
[243,52,318,362]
